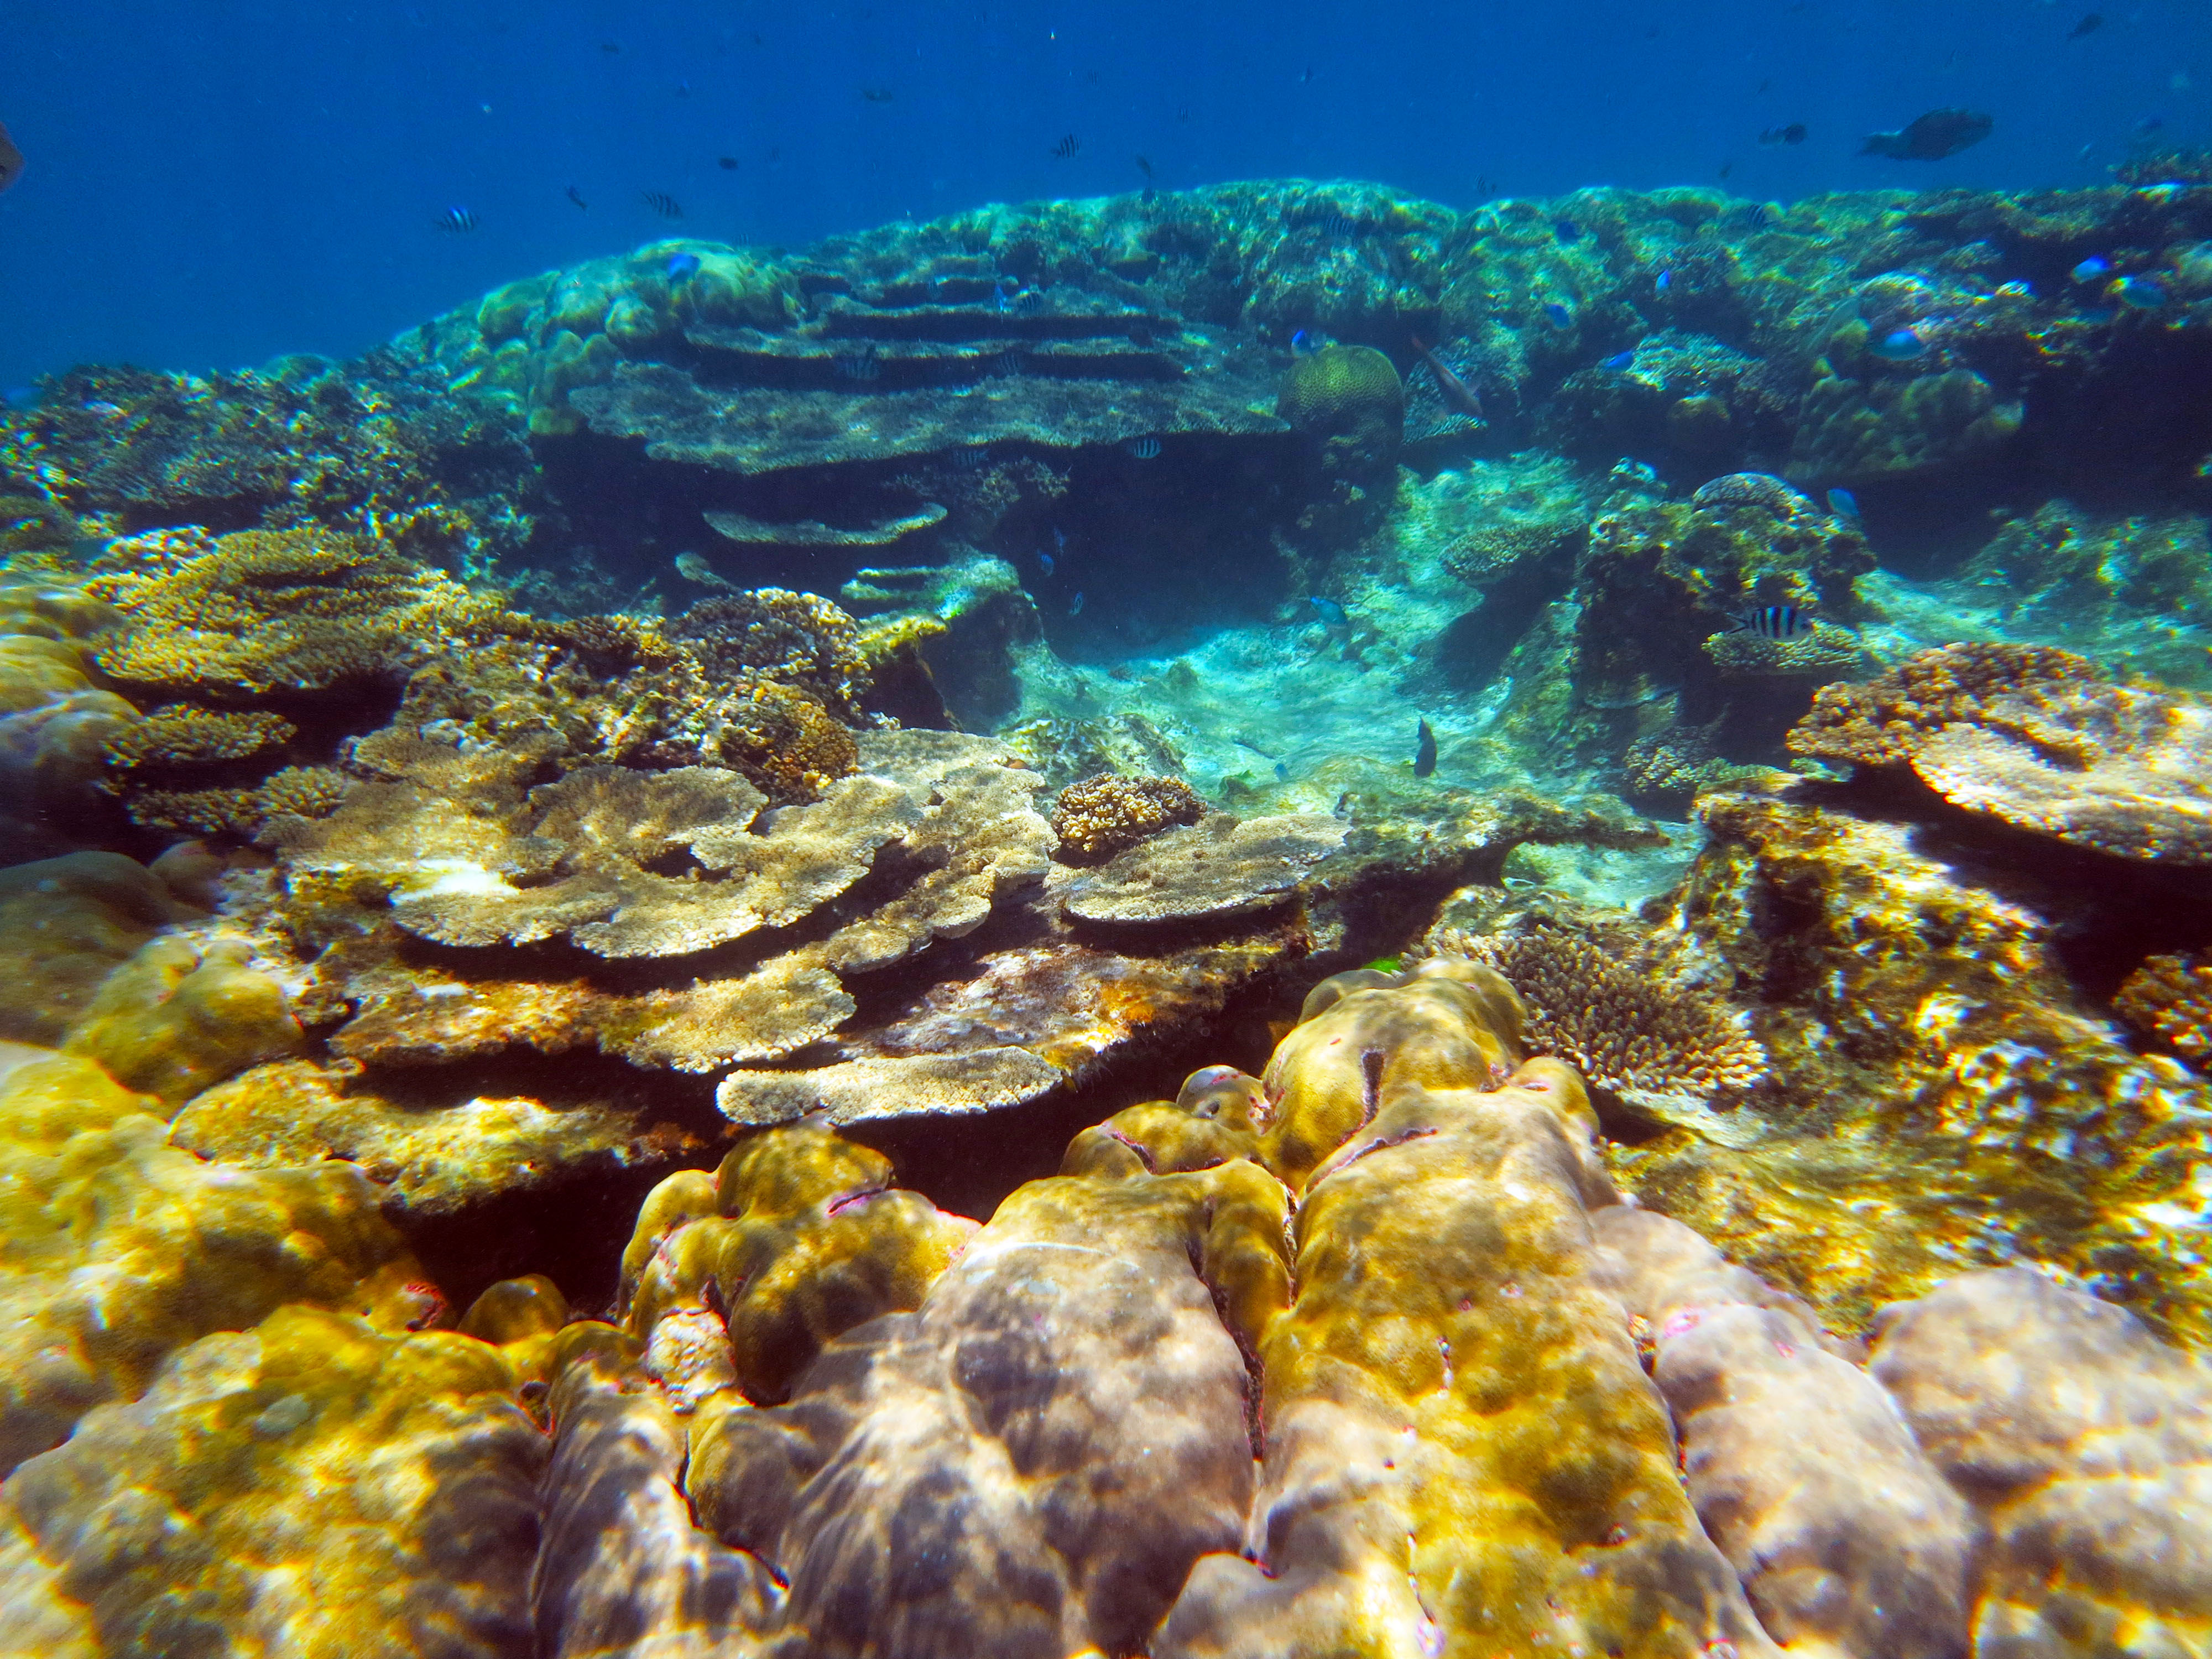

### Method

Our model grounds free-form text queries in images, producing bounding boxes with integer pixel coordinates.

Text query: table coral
[1047,771,1207,862]
[87,526,499,698]
[1060,810,1349,922]
[1793,648,2212,863]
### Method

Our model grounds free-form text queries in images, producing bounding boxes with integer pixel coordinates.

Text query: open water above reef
[7,13,2212,1642]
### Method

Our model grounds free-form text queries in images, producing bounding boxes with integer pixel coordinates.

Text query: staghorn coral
[87,525,501,698]
[1427,917,1768,1123]
[1047,771,1206,862]
[2116,950,2212,1062]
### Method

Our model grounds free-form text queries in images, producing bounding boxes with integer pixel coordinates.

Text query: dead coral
[2116,952,2212,1063]
[1787,643,2102,770]
[87,526,502,697]
[1430,918,1767,1116]
[1049,772,1207,863]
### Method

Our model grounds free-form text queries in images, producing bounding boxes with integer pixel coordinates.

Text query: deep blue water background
[2,0,2205,390]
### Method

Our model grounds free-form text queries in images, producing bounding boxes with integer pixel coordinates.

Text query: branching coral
[88,525,502,697]
[1048,771,1206,862]
[1427,917,1768,1116]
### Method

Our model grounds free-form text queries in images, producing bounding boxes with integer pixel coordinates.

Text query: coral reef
[1430,916,1768,1128]
[1794,647,2212,863]
[1047,771,1207,862]
[1614,776,2212,1342]
[2116,950,2212,1062]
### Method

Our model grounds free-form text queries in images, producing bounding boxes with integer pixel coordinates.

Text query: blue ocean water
[2,0,2206,386]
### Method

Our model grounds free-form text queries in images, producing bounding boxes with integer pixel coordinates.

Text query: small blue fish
[1068,591,1085,615]
[1052,526,1067,553]
[2071,255,2111,282]
[2112,275,2167,309]
[435,205,479,232]
[1869,327,1927,361]
[1039,552,1055,577]
[1275,761,1290,782]
[1655,270,1673,294]
[1413,718,1438,779]
[1542,302,1572,328]
[1600,350,1636,371]
[1826,487,1862,522]
[667,252,702,281]
[1125,436,1162,460]
[1553,218,1582,242]
[1290,329,1321,356]
[1309,596,1349,627]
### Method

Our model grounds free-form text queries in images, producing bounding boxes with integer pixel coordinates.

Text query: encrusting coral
[2115,950,2212,1063]
[1793,646,2212,863]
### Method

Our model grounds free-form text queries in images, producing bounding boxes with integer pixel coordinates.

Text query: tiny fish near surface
[1413,718,1438,779]
[1051,133,1081,159]
[435,205,478,232]
[641,190,684,218]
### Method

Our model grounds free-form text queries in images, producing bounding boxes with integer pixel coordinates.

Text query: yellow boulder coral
[0,1051,428,1477]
